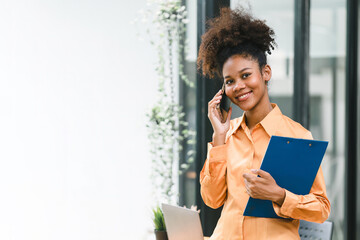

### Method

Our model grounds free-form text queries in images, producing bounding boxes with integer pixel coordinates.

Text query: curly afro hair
[197,7,276,78]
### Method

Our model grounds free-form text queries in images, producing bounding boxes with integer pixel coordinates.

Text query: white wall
[0,0,157,239]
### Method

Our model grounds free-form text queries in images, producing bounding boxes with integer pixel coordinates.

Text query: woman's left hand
[243,169,286,206]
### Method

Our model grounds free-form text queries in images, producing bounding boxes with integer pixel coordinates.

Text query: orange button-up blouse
[200,104,330,240]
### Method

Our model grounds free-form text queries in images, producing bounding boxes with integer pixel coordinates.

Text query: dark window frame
[345,0,359,239]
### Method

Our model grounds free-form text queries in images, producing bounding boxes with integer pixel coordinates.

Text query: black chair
[299,220,333,240]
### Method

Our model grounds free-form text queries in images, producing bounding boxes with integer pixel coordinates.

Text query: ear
[262,64,272,83]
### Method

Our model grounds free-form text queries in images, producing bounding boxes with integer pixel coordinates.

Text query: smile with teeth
[237,91,252,100]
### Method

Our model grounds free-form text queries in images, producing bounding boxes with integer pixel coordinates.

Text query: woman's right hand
[208,89,232,146]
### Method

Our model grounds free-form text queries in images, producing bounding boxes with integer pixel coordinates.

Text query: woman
[198,7,330,240]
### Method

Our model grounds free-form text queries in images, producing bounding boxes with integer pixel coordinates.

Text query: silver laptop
[162,203,204,240]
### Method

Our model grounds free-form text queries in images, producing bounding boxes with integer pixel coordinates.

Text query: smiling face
[222,54,272,114]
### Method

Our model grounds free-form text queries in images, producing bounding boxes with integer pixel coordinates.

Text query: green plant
[136,0,196,204]
[153,206,166,231]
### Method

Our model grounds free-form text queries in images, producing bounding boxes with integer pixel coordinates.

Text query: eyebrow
[224,67,251,79]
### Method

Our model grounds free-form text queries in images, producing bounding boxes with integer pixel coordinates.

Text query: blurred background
[0,0,359,240]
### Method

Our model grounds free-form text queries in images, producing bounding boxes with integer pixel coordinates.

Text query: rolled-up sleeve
[200,142,228,209]
[273,167,330,223]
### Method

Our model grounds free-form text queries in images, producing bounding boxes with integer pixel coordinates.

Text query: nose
[233,79,245,92]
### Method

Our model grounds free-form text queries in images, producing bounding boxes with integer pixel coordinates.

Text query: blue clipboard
[243,135,328,219]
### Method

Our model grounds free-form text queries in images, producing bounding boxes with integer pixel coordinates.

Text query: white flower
[182,19,189,24]
[180,163,188,169]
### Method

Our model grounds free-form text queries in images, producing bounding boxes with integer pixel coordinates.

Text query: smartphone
[219,83,231,112]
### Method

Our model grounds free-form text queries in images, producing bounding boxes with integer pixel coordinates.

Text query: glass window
[310,1,346,239]
[179,0,197,207]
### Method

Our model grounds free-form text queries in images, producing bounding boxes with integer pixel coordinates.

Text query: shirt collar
[228,103,283,137]
[259,103,283,137]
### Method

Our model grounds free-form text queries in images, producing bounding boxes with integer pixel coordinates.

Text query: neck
[245,102,273,131]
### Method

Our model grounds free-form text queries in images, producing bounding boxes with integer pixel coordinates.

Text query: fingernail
[250,169,257,173]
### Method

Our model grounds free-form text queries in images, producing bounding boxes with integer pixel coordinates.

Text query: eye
[225,79,233,85]
[242,73,251,79]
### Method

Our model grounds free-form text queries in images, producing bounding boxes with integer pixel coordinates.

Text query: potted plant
[153,206,168,240]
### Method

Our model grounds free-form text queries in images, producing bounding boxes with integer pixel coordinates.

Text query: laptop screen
[162,203,204,240]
